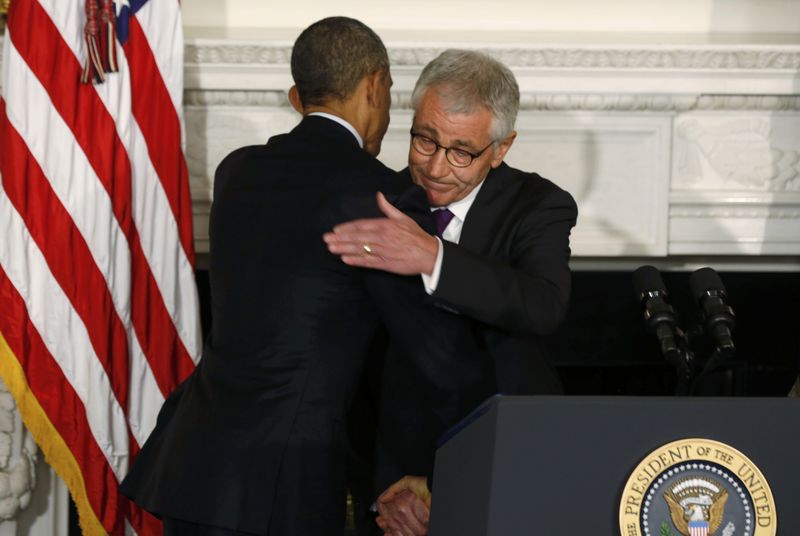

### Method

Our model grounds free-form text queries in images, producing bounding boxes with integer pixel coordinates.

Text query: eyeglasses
[409,130,494,168]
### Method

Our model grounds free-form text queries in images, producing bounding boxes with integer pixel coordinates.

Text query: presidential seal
[619,438,776,536]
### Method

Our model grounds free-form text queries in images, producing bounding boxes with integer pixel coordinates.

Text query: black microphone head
[633,265,668,302]
[690,267,727,300]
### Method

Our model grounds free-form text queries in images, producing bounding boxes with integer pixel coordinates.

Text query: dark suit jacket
[432,162,577,393]
[375,162,577,488]
[119,116,491,535]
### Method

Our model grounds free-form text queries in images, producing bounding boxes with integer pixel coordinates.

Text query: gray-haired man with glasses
[326,49,578,535]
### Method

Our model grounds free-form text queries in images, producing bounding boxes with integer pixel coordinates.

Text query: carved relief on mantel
[673,115,800,191]
[669,112,800,255]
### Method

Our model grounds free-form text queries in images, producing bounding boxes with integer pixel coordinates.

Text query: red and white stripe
[0,0,199,534]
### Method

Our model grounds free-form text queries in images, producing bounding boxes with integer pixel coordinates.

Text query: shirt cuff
[421,237,444,295]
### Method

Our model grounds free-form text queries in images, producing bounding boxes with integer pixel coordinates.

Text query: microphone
[633,265,691,379]
[690,267,736,356]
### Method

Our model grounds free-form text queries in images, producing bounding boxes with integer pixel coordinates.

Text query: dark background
[195,267,800,397]
[550,269,799,397]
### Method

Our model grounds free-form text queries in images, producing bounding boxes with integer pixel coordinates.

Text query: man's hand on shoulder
[375,475,431,536]
[323,192,439,276]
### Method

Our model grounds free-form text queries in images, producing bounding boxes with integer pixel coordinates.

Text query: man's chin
[425,190,454,208]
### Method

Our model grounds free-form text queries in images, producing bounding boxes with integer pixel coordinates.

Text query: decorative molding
[669,191,800,204]
[486,48,800,70]
[181,39,800,95]
[184,90,291,107]
[185,90,800,112]
[492,94,800,112]
[184,44,293,65]
[694,95,800,111]
[669,207,800,218]
[4,39,800,99]
[185,42,800,71]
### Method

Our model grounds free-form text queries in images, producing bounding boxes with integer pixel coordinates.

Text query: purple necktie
[432,208,455,237]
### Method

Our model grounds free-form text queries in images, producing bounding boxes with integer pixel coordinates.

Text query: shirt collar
[307,112,363,148]
[437,178,485,222]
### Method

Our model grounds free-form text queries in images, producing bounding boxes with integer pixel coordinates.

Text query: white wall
[182,0,800,37]
[175,0,800,262]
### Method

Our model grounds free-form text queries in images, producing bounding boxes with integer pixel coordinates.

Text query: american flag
[0,0,200,533]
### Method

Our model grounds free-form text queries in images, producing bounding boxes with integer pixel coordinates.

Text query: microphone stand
[689,344,743,396]
[663,325,694,397]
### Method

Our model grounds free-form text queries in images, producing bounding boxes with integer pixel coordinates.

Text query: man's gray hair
[291,17,389,107]
[411,49,520,141]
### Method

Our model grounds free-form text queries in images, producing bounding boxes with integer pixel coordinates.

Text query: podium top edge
[437,394,798,448]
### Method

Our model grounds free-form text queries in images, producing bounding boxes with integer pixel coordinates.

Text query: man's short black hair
[291,17,389,107]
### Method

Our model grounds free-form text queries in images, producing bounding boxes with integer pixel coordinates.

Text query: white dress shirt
[421,179,485,293]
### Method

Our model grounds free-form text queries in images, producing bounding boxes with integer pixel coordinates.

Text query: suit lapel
[458,164,511,253]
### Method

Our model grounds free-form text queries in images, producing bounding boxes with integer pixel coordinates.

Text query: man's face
[408,87,514,207]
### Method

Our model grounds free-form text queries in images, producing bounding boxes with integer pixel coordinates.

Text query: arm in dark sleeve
[433,187,577,335]
[331,180,491,412]
[362,184,491,409]
[335,180,493,483]
[365,186,494,480]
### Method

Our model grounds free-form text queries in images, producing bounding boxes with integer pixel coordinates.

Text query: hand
[323,192,439,276]
[375,475,431,536]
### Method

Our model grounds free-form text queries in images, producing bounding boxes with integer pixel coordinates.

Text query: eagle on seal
[664,477,729,536]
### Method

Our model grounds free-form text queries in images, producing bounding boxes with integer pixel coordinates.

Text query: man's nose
[426,148,450,178]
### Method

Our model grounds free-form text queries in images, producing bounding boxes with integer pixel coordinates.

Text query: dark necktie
[432,208,455,237]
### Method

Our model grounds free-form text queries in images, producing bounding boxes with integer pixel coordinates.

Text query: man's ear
[490,131,517,168]
[364,70,384,108]
[288,85,304,114]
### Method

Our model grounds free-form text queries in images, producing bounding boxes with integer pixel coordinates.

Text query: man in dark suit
[325,49,578,534]
[120,22,491,536]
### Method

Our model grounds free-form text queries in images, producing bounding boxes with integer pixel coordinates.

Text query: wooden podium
[429,396,799,535]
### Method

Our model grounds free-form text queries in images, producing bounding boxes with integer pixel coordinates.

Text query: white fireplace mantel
[179,32,800,263]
